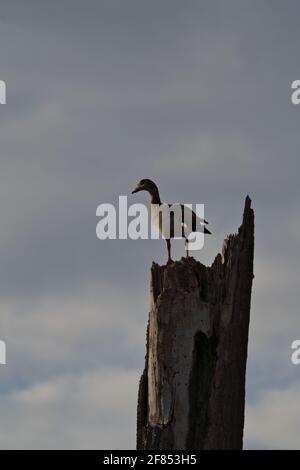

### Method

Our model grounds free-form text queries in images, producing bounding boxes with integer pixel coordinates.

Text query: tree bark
[136,196,254,450]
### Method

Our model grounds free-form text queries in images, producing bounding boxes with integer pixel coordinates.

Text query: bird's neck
[149,187,161,205]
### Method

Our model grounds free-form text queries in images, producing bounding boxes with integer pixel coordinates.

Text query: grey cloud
[0,0,300,449]
[245,381,300,449]
[0,368,139,449]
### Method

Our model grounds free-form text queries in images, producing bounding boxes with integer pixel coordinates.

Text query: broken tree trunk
[137,196,254,450]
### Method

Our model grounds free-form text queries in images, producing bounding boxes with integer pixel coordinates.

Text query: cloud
[0,0,300,449]
[245,381,300,449]
[0,368,139,449]
[0,284,147,391]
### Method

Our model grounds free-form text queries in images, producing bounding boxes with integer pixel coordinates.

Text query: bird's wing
[180,204,209,226]
[180,205,211,235]
[160,204,211,238]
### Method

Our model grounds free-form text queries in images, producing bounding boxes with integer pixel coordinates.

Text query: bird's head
[132,179,158,195]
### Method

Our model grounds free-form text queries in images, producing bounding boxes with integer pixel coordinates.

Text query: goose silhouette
[132,179,211,263]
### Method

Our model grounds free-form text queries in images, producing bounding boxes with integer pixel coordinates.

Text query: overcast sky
[0,0,300,449]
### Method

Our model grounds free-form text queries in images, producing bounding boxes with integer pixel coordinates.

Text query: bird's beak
[132,186,141,194]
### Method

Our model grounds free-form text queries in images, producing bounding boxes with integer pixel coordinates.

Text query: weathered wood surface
[137,196,254,450]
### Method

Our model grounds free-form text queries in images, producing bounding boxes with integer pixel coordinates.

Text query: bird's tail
[204,226,212,234]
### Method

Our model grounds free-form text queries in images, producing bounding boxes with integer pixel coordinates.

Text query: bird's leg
[185,238,189,258]
[166,239,173,264]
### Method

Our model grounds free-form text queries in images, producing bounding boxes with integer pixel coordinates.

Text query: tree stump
[136,196,254,450]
